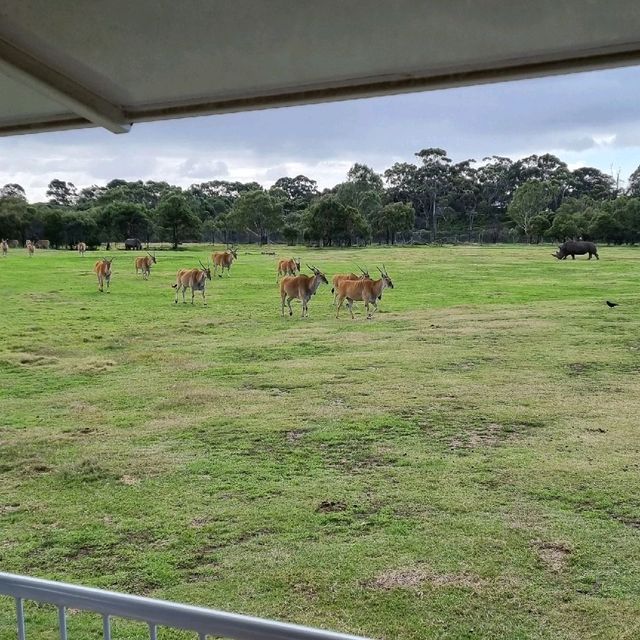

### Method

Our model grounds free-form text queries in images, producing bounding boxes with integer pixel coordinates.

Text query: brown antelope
[172,260,212,305]
[93,257,113,292]
[1,239,8,256]
[280,264,328,318]
[212,247,238,277]
[26,241,34,257]
[135,252,157,280]
[276,257,301,281]
[331,266,370,305]
[77,241,87,256]
[336,265,394,320]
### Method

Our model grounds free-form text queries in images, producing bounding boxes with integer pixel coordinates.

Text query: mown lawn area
[1,244,639,639]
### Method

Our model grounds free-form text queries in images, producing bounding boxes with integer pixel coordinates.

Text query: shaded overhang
[1,0,640,136]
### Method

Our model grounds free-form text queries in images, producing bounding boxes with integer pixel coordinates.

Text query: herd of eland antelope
[1,242,394,319]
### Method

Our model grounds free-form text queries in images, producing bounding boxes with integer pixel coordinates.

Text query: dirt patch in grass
[286,429,305,443]
[60,459,115,483]
[0,503,21,515]
[368,567,485,592]
[190,517,215,528]
[2,352,59,367]
[119,474,139,486]
[77,358,116,374]
[611,515,640,529]
[533,541,572,572]
[449,422,534,450]
[566,362,603,376]
[316,500,347,513]
[23,461,52,474]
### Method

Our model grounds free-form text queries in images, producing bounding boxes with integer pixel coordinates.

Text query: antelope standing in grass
[1,239,8,256]
[276,257,301,281]
[336,266,393,320]
[135,252,157,280]
[280,265,328,318]
[77,242,87,256]
[331,266,370,305]
[172,260,212,305]
[26,241,34,257]
[212,247,237,277]
[94,257,113,292]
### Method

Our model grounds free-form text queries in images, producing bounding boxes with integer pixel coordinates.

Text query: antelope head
[307,264,328,285]
[199,259,212,280]
[295,257,301,271]
[378,265,394,288]
[356,264,370,279]
[148,252,157,264]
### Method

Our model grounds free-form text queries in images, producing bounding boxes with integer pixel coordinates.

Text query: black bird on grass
[606,300,619,308]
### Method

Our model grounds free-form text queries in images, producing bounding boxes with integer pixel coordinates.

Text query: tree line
[1,148,640,248]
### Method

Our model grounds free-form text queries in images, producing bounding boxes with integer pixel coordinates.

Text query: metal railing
[0,572,371,640]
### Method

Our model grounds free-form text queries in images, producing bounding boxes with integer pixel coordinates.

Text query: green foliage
[46,179,78,207]
[229,190,283,244]
[371,202,415,244]
[5,153,640,247]
[0,196,28,240]
[281,224,300,245]
[589,212,624,244]
[508,181,552,239]
[156,194,201,249]
[529,214,551,242]
[302,195,371,246]
[548,212,579,242]
[99,201,153,242]
[41,208,66,248]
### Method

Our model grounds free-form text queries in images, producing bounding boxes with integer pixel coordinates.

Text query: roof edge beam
[129,43,640,123]
[0,35,130,134]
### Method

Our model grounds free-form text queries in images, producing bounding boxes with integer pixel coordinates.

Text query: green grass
[1,244,639,639]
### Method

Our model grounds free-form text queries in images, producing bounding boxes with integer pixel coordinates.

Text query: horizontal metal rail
[0,572,370,640]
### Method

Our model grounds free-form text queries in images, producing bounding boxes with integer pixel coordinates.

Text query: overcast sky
[2,65,640,202]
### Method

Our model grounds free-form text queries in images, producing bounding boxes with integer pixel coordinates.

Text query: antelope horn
[199,259,207,269]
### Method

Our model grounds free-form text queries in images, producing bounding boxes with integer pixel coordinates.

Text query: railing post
[102,614,111,640]
[16,598,25,640]
[58,606,67,640]
[148,623,157,640]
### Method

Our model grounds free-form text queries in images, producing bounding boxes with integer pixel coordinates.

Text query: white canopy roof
[1,0,640,136]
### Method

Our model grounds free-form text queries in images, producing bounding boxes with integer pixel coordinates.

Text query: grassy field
[1,244,639,640]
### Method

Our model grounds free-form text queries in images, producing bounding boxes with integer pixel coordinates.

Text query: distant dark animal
[35,239,50,249]
[124,238,142,251]
[1,239,7,256]
[552,240,599,260]
[606,301,619,308]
